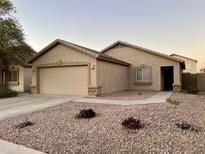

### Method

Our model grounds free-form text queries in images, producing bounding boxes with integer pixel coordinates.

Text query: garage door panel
[39,66,88,95]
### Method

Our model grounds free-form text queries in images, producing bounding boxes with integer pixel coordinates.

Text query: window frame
[186,63,192,70]
[135,65,152,84]
[8,65,19,85]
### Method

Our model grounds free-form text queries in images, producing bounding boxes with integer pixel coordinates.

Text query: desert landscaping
[0,92,204,153]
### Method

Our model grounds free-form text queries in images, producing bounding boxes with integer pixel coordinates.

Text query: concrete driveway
[0,94,83,120]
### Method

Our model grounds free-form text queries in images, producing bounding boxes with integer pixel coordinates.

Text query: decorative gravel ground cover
[97,90,159,101]
[0,93,204,153]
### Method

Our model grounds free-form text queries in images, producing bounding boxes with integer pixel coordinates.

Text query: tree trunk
[2,60,9,87]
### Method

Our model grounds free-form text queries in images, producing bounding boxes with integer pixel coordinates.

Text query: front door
[161,66,174,91]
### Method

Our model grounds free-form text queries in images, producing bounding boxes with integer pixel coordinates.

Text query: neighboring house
[29,39,185,96]
[201,68,205,73]
[0,64,32,92]
[170,54,197,74]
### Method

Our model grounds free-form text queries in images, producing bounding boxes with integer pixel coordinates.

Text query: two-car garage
[39,65,88,96]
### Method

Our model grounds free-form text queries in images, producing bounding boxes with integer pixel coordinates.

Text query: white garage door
[39,66,88,95]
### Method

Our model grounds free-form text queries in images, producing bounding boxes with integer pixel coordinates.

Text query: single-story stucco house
[0,64,32,92]
[28,39,185,96]
[170,54,197,74]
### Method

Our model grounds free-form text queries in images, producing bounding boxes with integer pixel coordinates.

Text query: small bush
[122,117,144,130]
[175,121,201,132]
[175,122,191,130]
[187,87,198,94]
[0,86,18,98]
[138,92,142,95]
[15,121,34,129]
[76,109,96,119]
[169,100,180,106]
[167,97,180,106]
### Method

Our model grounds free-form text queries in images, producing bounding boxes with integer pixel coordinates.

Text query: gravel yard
[0,93,204,153]
[96,90,158,100]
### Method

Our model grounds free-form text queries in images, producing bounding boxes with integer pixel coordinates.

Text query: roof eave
[28,40,60,63]
[170,54,198,63]
[101,41,184,64]
[101,41,122,53]
[28,39,99,64]
[97,54,130,66]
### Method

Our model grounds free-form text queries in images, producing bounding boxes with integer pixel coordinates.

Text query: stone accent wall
[173,83,182,92]
[31,85,38,94]
[88,86,102,96]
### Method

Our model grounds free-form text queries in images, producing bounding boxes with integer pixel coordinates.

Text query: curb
[0,139,45,154]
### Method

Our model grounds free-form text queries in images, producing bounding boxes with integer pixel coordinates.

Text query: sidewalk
[74,92,172,105]
[0,139,45,154]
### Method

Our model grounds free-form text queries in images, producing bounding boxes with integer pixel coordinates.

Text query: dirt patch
[96,90,159,100]
[0,93,204,153]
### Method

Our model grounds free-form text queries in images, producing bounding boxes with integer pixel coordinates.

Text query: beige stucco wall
[32,44,97,93]
[171,55,197,74]
[0,66,32,92]
[104,47,181,91]
[9,65,24,92]
[96,60,129,94]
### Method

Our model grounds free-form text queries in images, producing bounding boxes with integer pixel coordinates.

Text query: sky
[11,0,205,71]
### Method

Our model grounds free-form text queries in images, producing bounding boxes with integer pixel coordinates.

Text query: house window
[8,70,18,82]
[8,66,19,83]
[186,63,192,70]
[135,66,151,83]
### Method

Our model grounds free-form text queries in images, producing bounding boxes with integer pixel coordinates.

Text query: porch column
[173,64,182,92]
[0,71,6,86]
[31,67,38,93]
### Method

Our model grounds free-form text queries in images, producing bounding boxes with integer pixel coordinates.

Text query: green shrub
[0,86,18,98]
[15,121,34,129]
[169,100,180,106]
[76,109,96,119]
[167,98,180,106]
[175,122,191,130]
[175,121,201,132]
[138,92,142,95]
[122,117,144,130]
